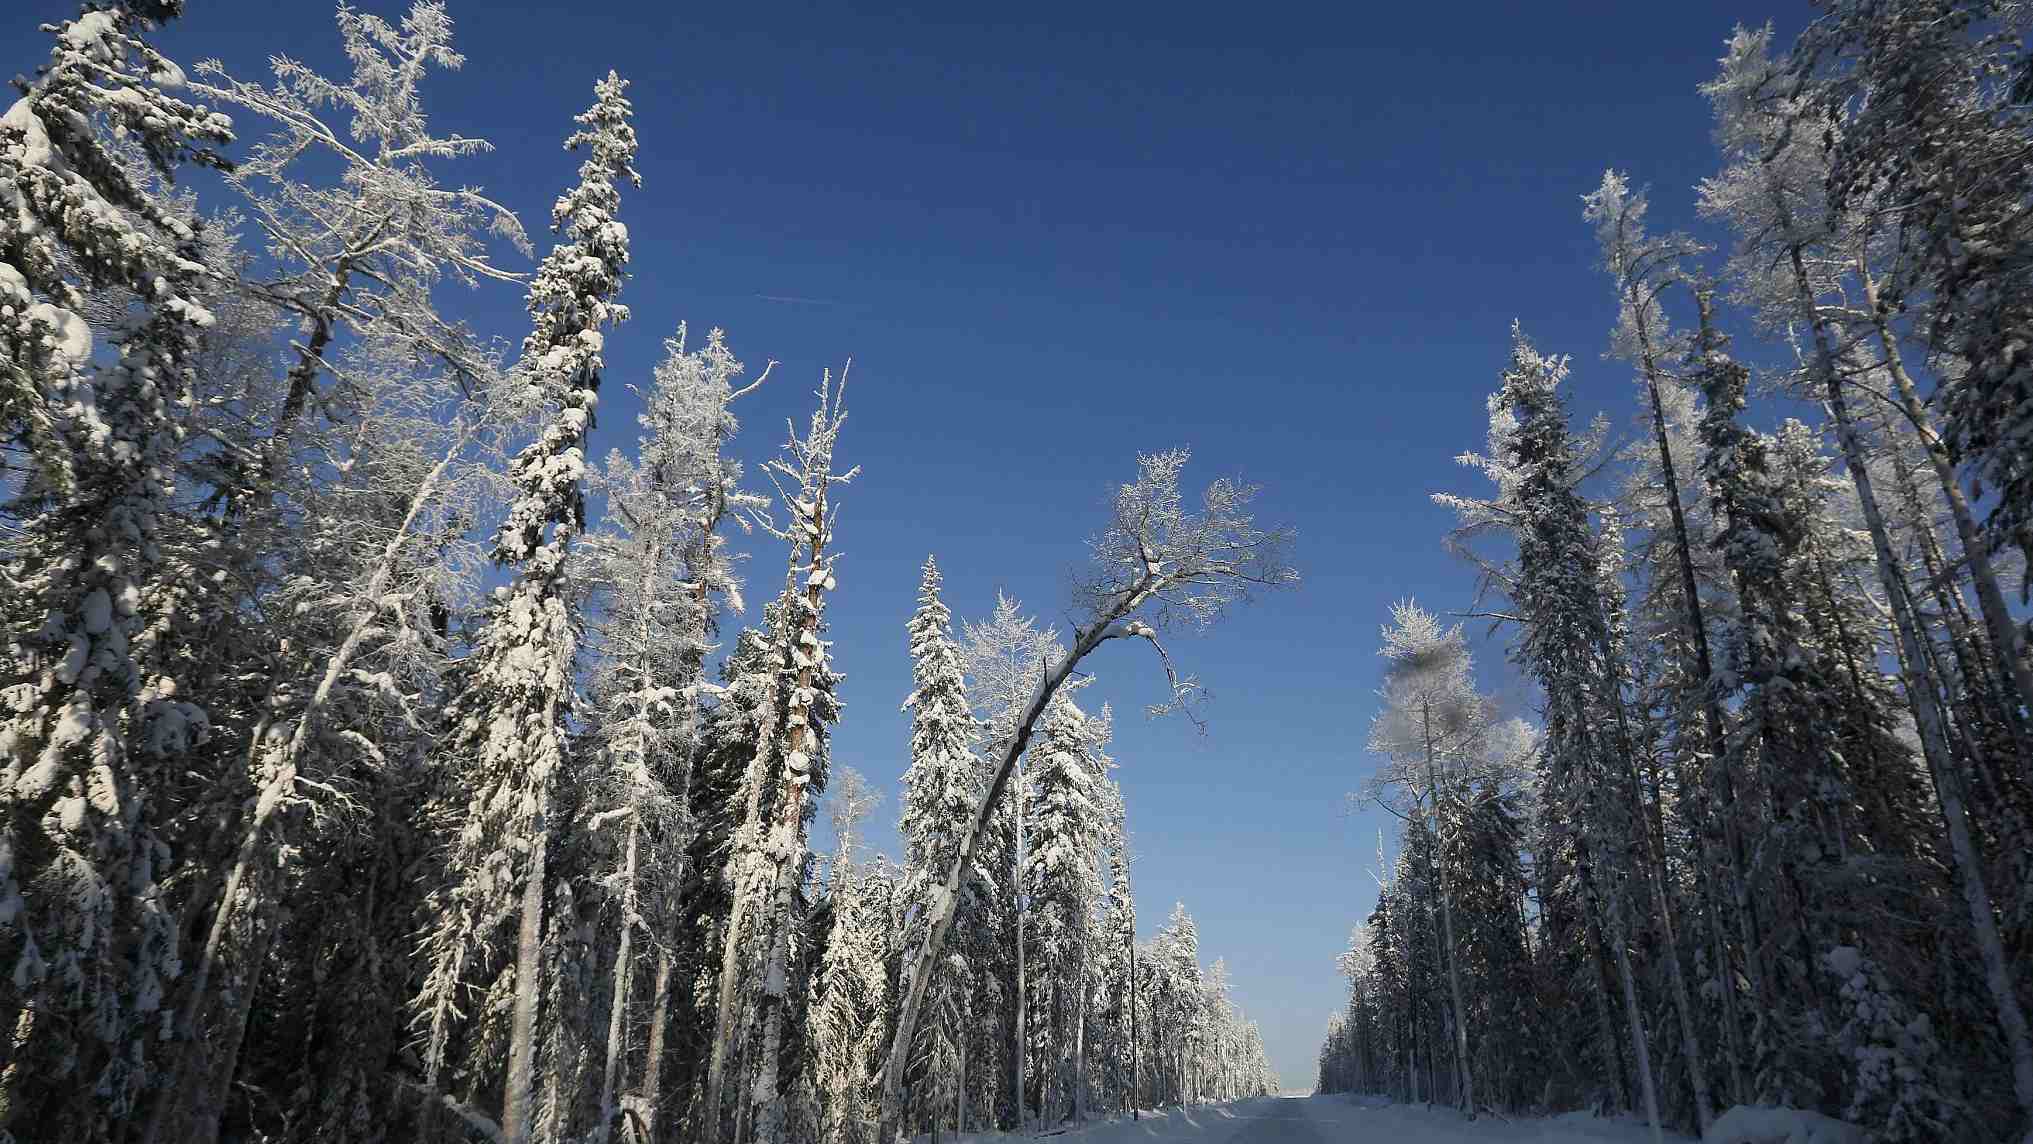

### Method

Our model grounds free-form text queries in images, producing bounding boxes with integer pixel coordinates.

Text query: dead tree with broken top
[701,371,857,1144]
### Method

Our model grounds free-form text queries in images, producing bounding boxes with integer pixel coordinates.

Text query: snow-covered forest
[1317,8,2033,1144]
[0,3,1290,1142]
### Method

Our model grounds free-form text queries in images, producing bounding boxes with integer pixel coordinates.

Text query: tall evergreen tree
[893,556,987,1128]
[1022,688,1109,1123]
[410,70,636,1144]
[0,5,232,1134]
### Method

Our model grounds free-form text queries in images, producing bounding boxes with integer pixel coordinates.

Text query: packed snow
[924,1095,1687,1144]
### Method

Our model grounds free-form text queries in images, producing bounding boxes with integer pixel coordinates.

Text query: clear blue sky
[8,0,1807,1091]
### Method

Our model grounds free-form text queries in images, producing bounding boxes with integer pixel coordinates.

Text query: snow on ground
[928,1094,1688,1144]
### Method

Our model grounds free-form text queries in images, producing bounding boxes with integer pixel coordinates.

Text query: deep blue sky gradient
[8,0,1808,1090]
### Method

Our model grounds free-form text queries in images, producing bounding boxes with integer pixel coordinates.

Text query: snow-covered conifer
[892,556,989,1126]
[1363,600,1498,1120]
[807,768,888,1144]
[0,4,233,1133]
[1022,687,1109,1122]
[1701,30,2033,1128]
[410,69,636,1144]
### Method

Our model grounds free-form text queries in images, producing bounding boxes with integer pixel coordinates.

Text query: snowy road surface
[1206,1098,1330,1142]
[967,1094,1675,1144]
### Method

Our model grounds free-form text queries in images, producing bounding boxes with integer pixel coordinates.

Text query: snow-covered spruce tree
[0,4,234,1135]
[1199,958,1234,1101]
[1704,20,2033,759]
[1327,718,1553,1114]
[578,324,765,1143]
[130,14,533,1130]
[806,768,886,1144]
[892,556,989,1131]
[1318,927,1371,1095]
[746,378,856,1144]
[1593,503,1717,1134]
[1583,172,1750,1132]
[1437,329,1665,1142]
[409,70,637,1144]
[1701,29,2033,1131]
[1093,782,1136,1113]
[1693,309,1867,1112]
[1153,902,1203,1104]
[1022,687,1109,1123]
[1442,755,1541,1110]
[878,449,1295,1138]
[658,624,776,1124]
[700,373,855,1144]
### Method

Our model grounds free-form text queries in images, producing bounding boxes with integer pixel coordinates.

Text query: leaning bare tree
[875,448,1295,1139]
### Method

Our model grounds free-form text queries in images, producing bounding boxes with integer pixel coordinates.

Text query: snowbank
[1703,1106,1867,1144]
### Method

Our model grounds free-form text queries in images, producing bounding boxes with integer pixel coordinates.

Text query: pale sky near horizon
[6,0,1811,1089]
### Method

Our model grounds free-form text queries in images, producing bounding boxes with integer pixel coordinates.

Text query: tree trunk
[1576,835,1650,1138]
[1599,629,1713,1136]
[745,853,800,1144]
[646,537,723,1144]
[1013,761,1027,1131]
[1857,263,2033,735]
[1421,705,1476,1120]
[502,830,550,1144]
[637,951,674,1144]
[597,816,642,1143]
[1603,895,1661,1144]
[1074,975,1087,1123]
[743,491,833,1144]
[597,541,668,1143]
[701,666,789,1140]
[1128,935,1138,1118]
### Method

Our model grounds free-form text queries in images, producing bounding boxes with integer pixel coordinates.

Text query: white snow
[2,97,55,173]
[58,11,120,58]
[1703,1107,1866,1144]
[26,303,93,366]
[921,1095,1688,1144]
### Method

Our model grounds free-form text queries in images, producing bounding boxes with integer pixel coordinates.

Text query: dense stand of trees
[1320,7,2033,1142]
[0,4,1286,1143]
